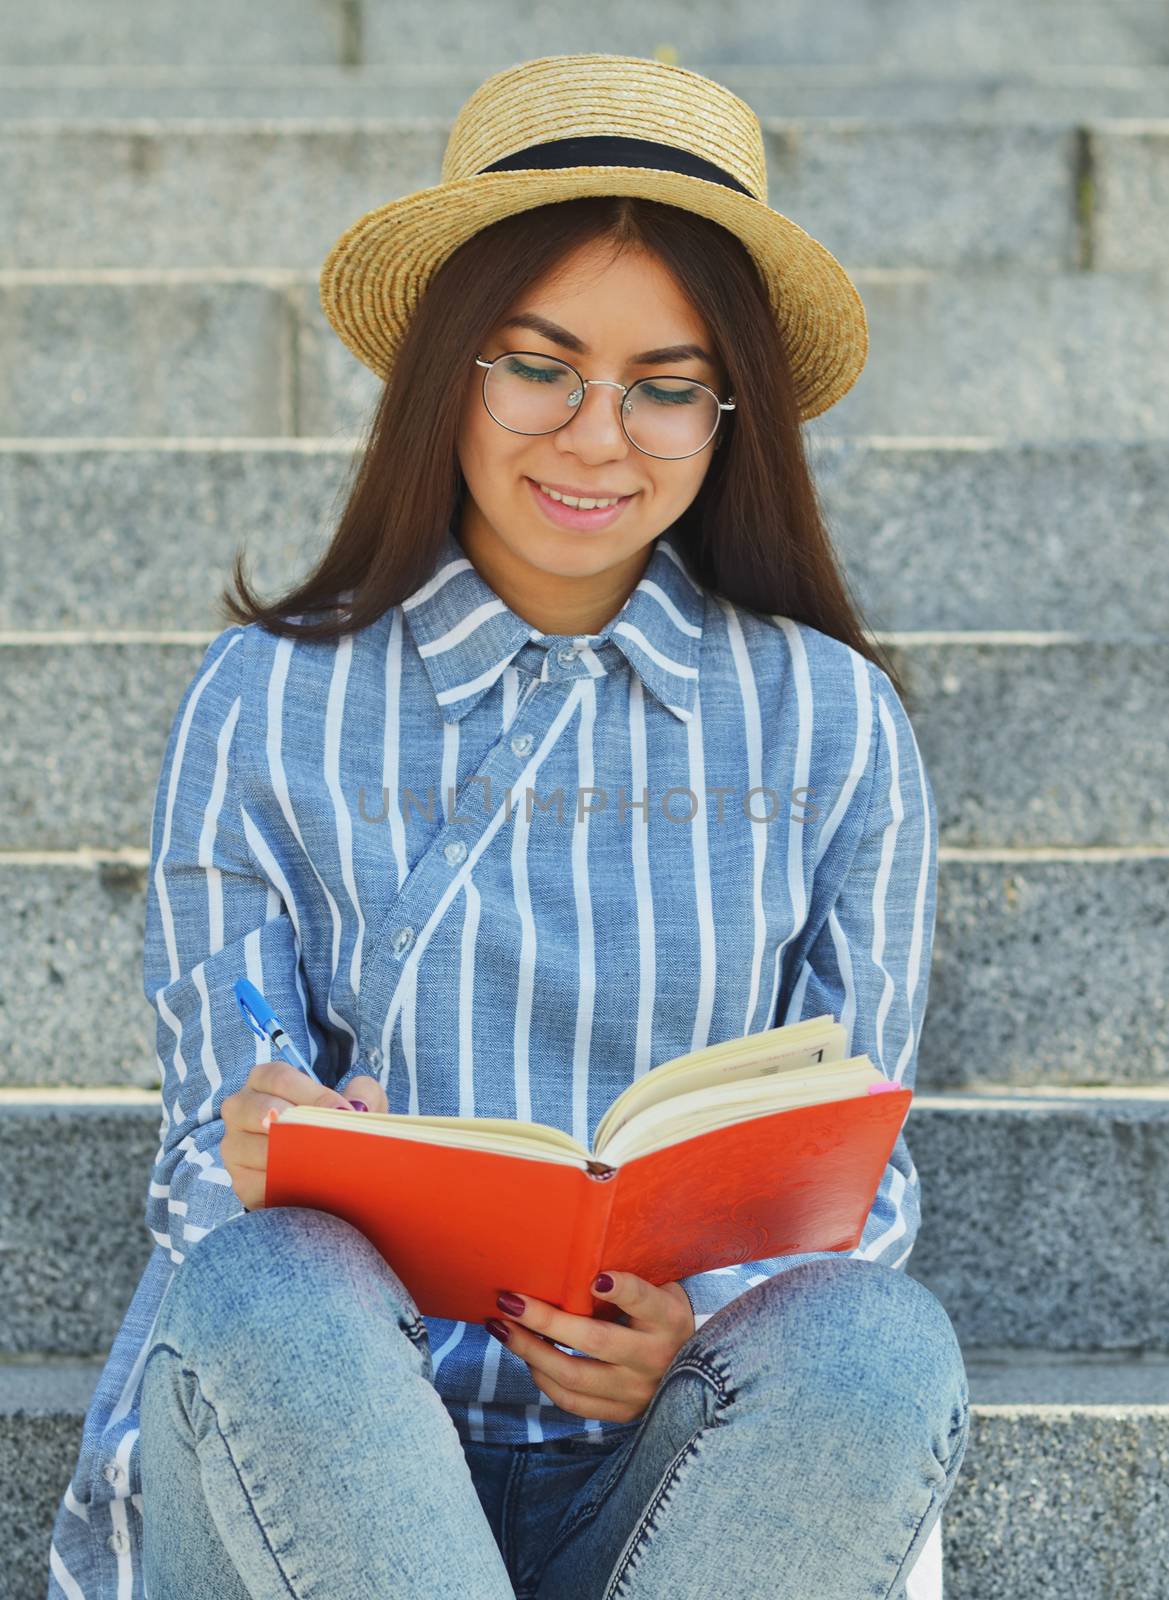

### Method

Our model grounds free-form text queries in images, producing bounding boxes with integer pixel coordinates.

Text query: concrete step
[1,1088,1168,1355]
[4,63,1169,123]
[0,844,1164,1094]
[3,1347,1169,1600]
[3,268,1167,440]
[0,115,1089,273]
[2,115,1166,273]
[3,439,1166,636]
[2,847,1167,1092]
[3,633,1167,853]
[2,0,1167,71]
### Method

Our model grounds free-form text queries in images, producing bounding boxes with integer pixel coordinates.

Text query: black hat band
[477,134,754,199]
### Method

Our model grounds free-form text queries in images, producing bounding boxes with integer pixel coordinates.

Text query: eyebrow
[499,312,716,368]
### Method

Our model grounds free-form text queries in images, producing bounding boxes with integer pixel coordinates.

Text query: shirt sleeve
[142,625,331,1263]
[678,660,940,1326]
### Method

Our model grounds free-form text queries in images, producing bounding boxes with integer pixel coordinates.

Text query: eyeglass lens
[483,353,722,458]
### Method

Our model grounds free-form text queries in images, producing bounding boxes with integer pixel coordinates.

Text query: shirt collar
[402,521,706,725]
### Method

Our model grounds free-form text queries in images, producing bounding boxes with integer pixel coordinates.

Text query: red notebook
[264,1013,911,1326]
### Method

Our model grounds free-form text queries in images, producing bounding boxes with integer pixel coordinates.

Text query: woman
[49,52,968,1600]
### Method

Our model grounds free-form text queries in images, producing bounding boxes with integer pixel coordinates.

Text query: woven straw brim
[319,165,869,424]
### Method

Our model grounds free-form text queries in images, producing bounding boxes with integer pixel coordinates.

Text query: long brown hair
[222,196,907,704]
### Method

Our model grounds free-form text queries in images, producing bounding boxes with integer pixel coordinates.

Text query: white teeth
[538,483,623,510]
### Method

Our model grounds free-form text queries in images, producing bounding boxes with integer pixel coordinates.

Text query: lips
[533,480,631,506]
[526,477,636,531]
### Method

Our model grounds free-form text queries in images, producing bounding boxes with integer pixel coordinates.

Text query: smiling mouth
[528,479,635,509]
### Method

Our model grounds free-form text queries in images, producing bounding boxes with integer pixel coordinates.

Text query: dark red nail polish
[593,1273,614,1294]
[349,1100,370,1112]
[497,1291,525,1316]
[485,1318,511,1343]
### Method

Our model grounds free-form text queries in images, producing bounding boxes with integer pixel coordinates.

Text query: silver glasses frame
[474,352,736,461]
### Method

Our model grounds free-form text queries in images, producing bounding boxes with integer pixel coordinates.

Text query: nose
[558,380,632,458]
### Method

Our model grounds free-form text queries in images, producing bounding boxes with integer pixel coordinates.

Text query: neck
[456,506,655,638]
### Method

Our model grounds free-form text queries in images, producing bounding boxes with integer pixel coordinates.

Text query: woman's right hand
[221,1060,388,1211]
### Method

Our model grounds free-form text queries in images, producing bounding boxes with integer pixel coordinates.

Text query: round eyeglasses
[474,351,735,461]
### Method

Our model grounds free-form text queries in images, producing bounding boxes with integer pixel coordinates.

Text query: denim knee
[735,1257,969,1453]
[152,1206,428,1368]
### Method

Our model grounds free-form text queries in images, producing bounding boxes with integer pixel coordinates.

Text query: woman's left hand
[486,1272,697,1423]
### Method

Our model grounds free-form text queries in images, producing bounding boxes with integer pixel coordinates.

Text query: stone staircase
[2,4,1168,1597]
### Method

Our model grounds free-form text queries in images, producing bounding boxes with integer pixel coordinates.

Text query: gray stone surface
[6,0,1163,71]
[8,269,1167,440]
[961,1347,1169,1404]
[0,276,297,437]
[4,635,1166,850]
[888,637,1169,848]
[4,853,1168,1090]
[4,64,1169,123]
[924,854,1169,1088]
[799,268,1169,443]
[1,1370,92,1600]
[0,120,451,270]
[0,442,341,631]
[0,0,350,68]
[1,642,206,851]
[0,1100,157,1355]
[942,1405,1169,1599]
[907,1090,1169,1349]
[1093,124,1169,270]
[808,437,1169,635]
[293,276,385,440]
[3,440,1167,635]
[3,1349,1168,1600]
[0,117,1076,270]
[4,7,1169,1595]
[3,1093,1169,1355]
[0,859,156,1089]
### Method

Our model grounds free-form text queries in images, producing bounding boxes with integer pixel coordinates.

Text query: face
[455,235,727,638]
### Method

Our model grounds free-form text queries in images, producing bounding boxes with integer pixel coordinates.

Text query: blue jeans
[139,1207,969,1599]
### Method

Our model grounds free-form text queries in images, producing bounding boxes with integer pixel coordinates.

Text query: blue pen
[234,977,323,1085]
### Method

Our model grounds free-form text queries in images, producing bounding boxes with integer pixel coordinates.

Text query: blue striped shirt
[50,520,938,1597]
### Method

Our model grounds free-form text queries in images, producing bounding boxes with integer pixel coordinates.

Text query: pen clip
[233,976,316,1081]
[234,978,275,1043]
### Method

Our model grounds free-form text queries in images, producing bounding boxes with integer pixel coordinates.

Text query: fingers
[490,1318,610,1390]
[246,1057,356,1111]
[493,1294,626,1366]
[342,1073,388,1114]
[221,1126,271,1171]
[526,1362,652,1425]
[488,1317,653,1424]
[592,1271,692,1337]
[222,1059,368,1212]
[222,1060,380,1213]
[231,1166,267,1213]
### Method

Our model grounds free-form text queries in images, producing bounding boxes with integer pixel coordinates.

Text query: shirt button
[108,1529,131,1555]
[367,1046,383,1069]
[390,925,414,957]
[443,839,468,866]
[102,1460,126,1489]
[556,645,578,666]
[511,732,533,757]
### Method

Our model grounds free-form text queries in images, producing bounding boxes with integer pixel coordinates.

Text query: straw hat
[319,52,868,423]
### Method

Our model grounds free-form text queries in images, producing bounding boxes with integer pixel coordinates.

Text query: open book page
[274,1015,853,1167]
[273,1107,592,1162]
[591,1013,846,1153]
[273,1057,882,1169]
[595,1055,881,1166]
[275,1029,880,1171]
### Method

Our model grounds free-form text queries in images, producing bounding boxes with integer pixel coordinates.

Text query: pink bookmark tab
[867,1081,901,1094]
